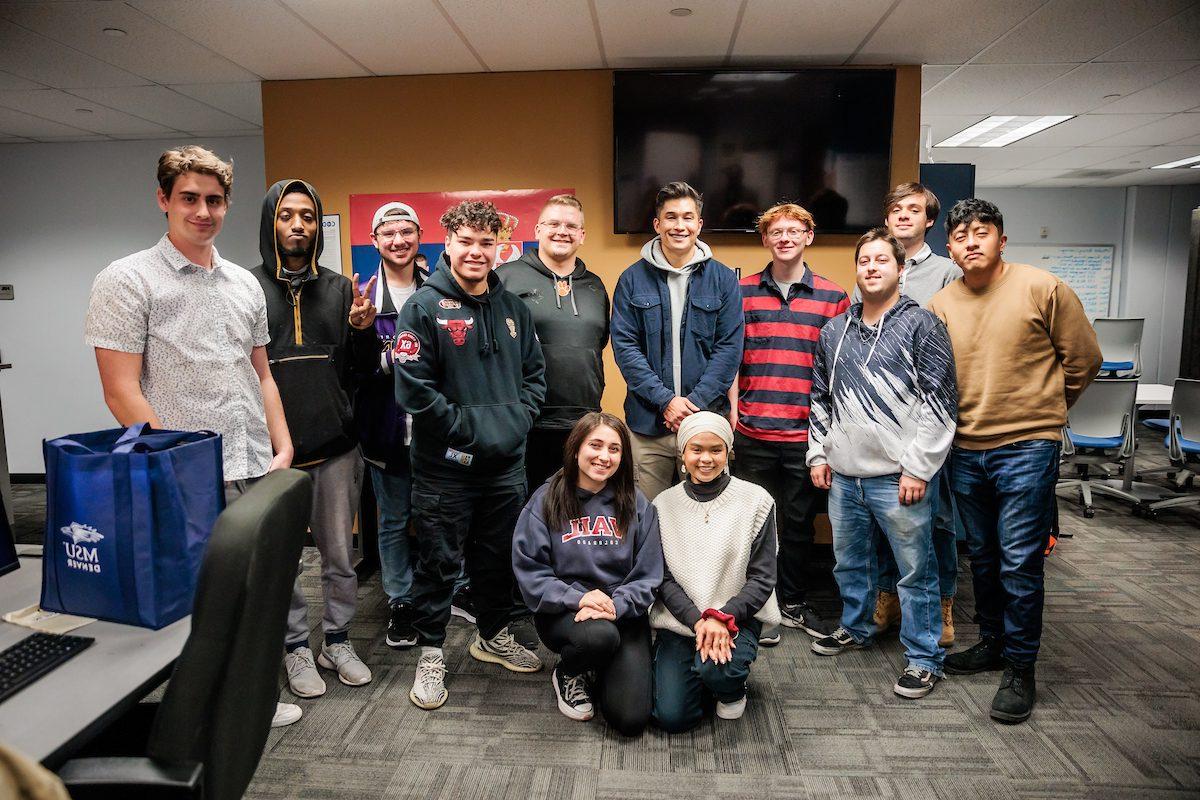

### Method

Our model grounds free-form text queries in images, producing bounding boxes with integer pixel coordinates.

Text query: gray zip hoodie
[640,237,714,396]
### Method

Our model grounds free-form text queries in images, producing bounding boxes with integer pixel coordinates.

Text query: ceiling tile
[32,134,112,142]
[0,104,96,138]
[996,61,1195,116]
[922,66,958,95]
[0,19,145,88]
[1094,64,1200,114]
[0,0,256,84]
[1011,113,1170,147]
[71,85,257,133]
[285,0,482,75]
[921,64,1077,116]
[975,168,1074,187]
[923,114,988,144]
[0,69,44,91]
[1090,112,1200,147]
[974,0,1192,64]
[730,0,892,61]
[1022,146,1148,169]
[1098,3,1200,62]
[930,146,1074,170]
[0,88,173,135]
[1027,175,1108,187]
[596,0,741,64]
[169,82,262,126]
[127,0,369,80]
[1088,144,1200,169]
[437,0,602,71]
[852,0,1043,65]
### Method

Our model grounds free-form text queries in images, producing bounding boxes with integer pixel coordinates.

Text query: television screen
[613,69,896,234]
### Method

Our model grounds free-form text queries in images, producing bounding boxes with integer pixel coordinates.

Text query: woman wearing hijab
[650,412,780,732]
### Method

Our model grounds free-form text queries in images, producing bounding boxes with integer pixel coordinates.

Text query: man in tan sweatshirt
[927,198,1101,725]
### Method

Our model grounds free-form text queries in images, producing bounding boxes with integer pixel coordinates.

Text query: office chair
[1093,318,1144,378]
[56,468,313,800]
[1145,379,1200,519]
[1058,378,1140,517]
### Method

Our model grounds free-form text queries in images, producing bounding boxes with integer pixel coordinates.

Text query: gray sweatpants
[284,447,364,647]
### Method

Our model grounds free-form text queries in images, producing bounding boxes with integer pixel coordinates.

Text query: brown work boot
[873,590,901,633]
[939,597,955,647]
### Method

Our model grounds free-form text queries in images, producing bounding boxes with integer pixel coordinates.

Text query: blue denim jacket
[611,257,744,436]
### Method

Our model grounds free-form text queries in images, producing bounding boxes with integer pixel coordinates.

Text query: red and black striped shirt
[736,263,849,443]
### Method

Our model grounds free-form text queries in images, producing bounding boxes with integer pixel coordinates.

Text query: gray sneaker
[285,646,327,698]
[318,641,372,686]
[271,702,302,728]
[469,626,542,673]
[409,649,448,710]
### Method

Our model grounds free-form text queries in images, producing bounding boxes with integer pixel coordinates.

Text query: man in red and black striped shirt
[728,203,849,640]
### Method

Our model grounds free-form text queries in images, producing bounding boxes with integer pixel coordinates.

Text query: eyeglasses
[538,220,583,233]
[766,227,810,241]
[375,226,419,241]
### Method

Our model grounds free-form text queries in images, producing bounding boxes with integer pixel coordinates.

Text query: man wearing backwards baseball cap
[354,201,426,651]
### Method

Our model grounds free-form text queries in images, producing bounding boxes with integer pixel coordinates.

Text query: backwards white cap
[372,201,420,232]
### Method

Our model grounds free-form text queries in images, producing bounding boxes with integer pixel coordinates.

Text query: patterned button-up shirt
[85,234,273,480]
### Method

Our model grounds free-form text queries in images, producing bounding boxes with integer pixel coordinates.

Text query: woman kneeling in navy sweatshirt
[513,412,663,734]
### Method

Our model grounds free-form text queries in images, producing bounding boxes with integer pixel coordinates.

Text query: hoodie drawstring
[829,310,888,410]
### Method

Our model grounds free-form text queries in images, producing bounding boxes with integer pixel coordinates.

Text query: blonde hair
[157,145,233,199]
[756,203,815,236]
[543,194,583,213]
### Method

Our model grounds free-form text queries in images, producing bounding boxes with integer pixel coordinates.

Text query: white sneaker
[409,648,448,710]
[715,695,747,720]
[271,702,302,728]
[317,641,372,686]
[468,626,542,673]
[285,646,327,698]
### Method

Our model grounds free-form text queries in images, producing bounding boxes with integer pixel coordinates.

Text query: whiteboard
[1004,243,1116,318]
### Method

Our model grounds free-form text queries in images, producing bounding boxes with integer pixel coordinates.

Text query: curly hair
[756,202,815,236]
[157,145,233,199]
[439,200,502,236]
[945,198,1004,236]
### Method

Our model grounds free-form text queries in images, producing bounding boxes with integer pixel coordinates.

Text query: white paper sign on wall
[321,214,342,273]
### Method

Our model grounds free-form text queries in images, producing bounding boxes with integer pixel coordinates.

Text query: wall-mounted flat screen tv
[613,69,896,235]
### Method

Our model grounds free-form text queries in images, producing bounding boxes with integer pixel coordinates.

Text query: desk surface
[0,556,190,766]
[1136,383,1173,407]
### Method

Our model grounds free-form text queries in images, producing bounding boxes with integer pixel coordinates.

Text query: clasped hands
[694,616,735,664]
[575,589,617,622]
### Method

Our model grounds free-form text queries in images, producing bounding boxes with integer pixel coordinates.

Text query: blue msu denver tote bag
[41,423,224,629]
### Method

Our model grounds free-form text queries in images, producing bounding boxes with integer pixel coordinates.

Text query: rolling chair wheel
[1143,507,1158,520]
[1084,508,1095,519]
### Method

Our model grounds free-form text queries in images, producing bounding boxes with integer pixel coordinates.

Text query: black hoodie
[249,179,379,466]
[495,248,609,431]
[394,254,546,485]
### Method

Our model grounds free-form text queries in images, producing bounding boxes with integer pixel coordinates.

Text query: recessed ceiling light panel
[935,115,1073,148]
[1151,154,1200,169]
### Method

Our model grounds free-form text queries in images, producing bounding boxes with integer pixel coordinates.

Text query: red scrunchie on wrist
[701,608,738,635]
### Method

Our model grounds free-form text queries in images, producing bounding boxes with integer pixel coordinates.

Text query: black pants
[525,428,571,492]
[733,432,822,603]
[535,611,652,736]
[410,479,526,646]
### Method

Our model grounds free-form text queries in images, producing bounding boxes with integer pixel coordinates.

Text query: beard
[281,240,311,258]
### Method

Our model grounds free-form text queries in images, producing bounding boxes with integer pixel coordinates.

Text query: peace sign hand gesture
[349,273,377,330]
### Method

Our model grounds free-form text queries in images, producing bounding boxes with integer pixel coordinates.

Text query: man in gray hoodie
[807,228,957,700]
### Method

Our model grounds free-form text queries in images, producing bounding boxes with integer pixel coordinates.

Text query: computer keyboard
[0,632,94,705]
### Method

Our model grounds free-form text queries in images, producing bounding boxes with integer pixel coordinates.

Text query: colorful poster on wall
[348,188,573,279]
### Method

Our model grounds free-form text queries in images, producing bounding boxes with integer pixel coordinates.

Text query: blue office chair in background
[1144,379,1200,519]
[1058,378,1140,518]
[1093,318,1144,378]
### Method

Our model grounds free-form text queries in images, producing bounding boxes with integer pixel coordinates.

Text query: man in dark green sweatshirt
[395,200,547,710]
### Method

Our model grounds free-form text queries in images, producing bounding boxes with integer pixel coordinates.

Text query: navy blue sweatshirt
[512,481,664,619]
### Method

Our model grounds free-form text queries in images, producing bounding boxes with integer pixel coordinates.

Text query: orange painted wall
[261,67,921,417]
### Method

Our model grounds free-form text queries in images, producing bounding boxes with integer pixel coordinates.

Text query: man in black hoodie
[250,179,381,701]
[395,200,547,710]
[496,194,608,489]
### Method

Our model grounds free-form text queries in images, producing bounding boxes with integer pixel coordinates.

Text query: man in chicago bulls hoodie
[395,200,547,710]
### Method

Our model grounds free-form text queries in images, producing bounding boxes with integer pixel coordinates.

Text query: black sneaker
[990,664,1036,723]
[552,667,594,721]
[944,636,1004,675]
[450,586,477,624]
[385,602,417,649]
[758,627,781,647]
[509,615,540,651]
[780,602,833,638]
[894,665,940,699]
[811,627,865,656]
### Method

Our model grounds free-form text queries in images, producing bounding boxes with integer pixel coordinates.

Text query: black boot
[990,664,1036,723]
[944,636,1004,675]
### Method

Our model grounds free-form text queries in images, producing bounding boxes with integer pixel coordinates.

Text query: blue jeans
[369,464,414,606]
[876,468,958,597]
[828,473,944,674]
[950,440,1059,668]
[652,623,761,734]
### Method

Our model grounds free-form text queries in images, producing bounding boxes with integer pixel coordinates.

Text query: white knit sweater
[649,476,781,637]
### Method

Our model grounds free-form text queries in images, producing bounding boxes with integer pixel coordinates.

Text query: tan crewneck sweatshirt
[927,262,1102,450]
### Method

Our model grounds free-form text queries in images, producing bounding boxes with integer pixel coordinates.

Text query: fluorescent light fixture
[935,115,1073,148]
[1151,154,1200,169]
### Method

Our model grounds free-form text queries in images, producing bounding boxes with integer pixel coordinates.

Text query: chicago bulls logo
[436,316,474,346]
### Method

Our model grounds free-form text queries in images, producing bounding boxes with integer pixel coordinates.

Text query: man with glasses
[355,202,425,650]
[497,195,609,489]
[728,203,849,641]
